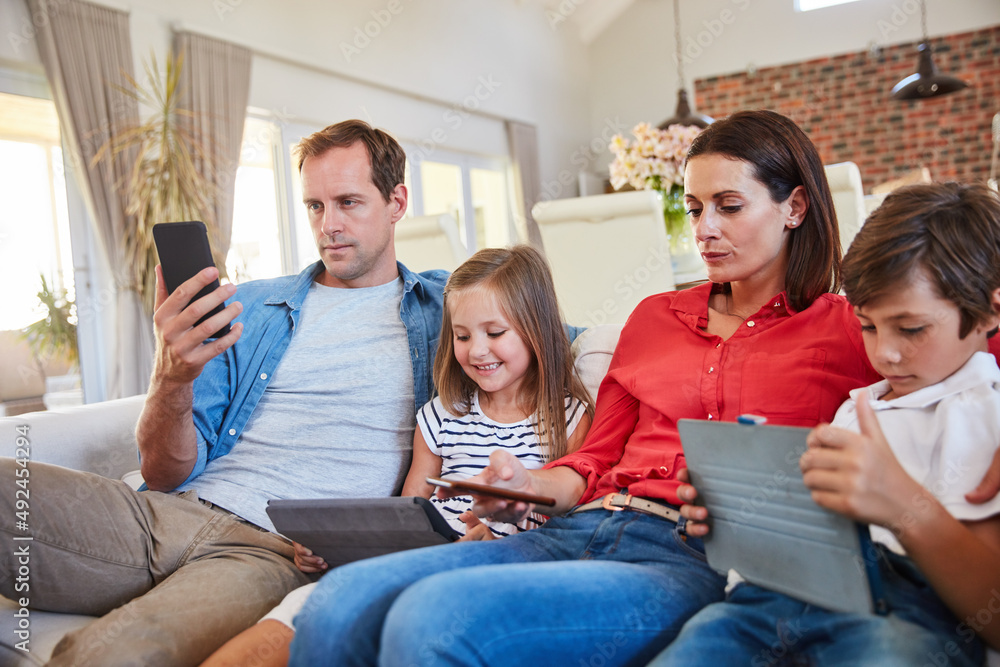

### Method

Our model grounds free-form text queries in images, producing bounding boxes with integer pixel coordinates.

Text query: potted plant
[21,273,78,370]
[91,49,223,313]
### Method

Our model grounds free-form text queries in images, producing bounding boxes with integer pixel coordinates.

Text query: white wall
[588,0,1000,171]
[2,0,593,188]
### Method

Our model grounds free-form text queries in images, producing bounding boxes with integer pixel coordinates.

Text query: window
[226,116,284,282]
[405,145,511,252]
[0,91,82,411]
[419,160,463,238]
[0,92,75,331]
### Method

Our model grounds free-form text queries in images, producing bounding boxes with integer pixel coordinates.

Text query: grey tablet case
[678,419,887,615]
[265,497,461,568]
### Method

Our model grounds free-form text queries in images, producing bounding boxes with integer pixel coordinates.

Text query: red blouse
[549,283,881,506]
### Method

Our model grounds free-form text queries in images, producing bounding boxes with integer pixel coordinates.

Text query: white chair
[824,161,867,255]
[532,190,674,327]
[394,213,466,273]
[864,166,932,218]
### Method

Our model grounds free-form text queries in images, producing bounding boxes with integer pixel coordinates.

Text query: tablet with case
[678,418,888,616]
[265,496,461,568]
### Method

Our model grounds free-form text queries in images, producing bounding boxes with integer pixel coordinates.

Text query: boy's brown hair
[434,245,593,461]
[294,119,405,203]
[842,182,1000,338]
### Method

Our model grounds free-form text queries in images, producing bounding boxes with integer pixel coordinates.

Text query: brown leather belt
[572,493,681,523]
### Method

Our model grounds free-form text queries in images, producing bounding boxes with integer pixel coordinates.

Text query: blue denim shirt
[182,261,448,486]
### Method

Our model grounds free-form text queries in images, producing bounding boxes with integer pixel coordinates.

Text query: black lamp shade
[891,43,968,100]
[658,89,714,129]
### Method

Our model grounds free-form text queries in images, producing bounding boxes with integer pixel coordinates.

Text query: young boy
[656,182,1000,666]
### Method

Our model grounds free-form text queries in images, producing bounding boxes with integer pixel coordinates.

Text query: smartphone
[426,477,556,507]
[152,221,231,339]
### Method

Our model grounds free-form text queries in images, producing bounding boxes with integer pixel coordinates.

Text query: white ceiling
[538,0,637,44]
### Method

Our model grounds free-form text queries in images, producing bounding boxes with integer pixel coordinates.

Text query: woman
[287,110,881,666]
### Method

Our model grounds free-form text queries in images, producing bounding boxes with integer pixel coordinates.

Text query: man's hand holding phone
[152,264,243,384]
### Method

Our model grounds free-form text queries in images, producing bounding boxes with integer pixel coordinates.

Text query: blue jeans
[649,548,984,667]
[288,509,726,666]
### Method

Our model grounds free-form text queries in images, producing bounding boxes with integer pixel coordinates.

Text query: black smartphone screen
[152,221,231,339]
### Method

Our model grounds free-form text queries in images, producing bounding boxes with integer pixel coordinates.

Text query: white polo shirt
[831,351,1000,554]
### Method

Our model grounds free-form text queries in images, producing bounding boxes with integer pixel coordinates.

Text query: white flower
[607,122,703,192]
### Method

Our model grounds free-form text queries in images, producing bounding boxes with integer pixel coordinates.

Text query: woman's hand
[676,467,711,537]
[456,511,496,542]
[801,391,924,527]
[438,450,536,524]
[292,541,327,573]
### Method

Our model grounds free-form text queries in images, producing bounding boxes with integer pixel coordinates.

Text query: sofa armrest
[0,395,146,481]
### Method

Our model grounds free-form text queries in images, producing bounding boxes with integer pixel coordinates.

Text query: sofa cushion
[0,395,144,480]
[572,324,622,401]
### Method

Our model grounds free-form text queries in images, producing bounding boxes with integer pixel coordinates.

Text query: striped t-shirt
[417,391,587,537]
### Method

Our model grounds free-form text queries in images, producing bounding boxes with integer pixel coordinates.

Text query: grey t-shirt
[180,277,415,532]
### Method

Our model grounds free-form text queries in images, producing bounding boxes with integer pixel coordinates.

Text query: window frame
[403,143,512,252]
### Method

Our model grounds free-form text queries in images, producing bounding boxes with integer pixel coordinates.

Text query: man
[0,120,447,665]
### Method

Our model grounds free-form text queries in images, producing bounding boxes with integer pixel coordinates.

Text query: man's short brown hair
[294,119,406,203]
[842,182,1000,338]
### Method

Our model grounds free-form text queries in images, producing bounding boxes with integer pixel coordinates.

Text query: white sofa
[0,326,623,665]
[0,395,146,665]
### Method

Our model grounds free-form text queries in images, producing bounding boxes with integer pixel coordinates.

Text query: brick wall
[695,26,1000,193]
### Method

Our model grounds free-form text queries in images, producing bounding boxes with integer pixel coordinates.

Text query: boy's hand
[801,390,923,527]
[676,467,711,537]
[292,541,327,573]
[967,446,1000,504]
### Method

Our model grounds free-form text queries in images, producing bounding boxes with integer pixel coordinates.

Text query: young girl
[201,244,592,667]
[401,244,593,538]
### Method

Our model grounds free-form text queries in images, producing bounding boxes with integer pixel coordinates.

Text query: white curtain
[173,31,253,267]
[28,0,153,399]
[505,120,545,253]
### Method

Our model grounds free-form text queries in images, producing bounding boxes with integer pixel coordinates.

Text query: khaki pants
[0,459,309,666]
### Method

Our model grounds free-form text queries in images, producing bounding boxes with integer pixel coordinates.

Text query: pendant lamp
[658,0,713,129]
[890,0,968,101]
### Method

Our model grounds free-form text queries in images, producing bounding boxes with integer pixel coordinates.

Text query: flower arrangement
[608,122,702,246]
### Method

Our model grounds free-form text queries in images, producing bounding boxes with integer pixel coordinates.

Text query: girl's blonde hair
[434,245,593,461]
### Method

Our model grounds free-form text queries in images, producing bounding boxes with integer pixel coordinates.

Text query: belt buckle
[602,493,633,511]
